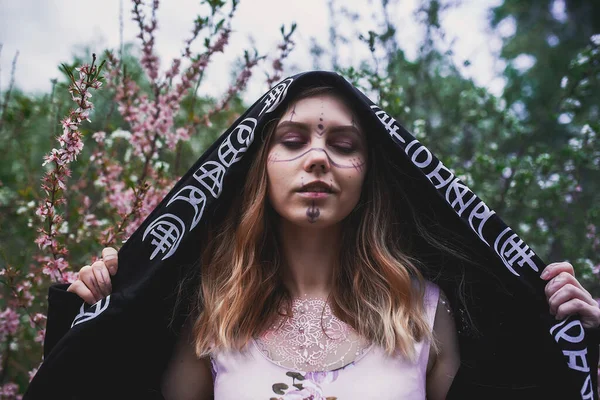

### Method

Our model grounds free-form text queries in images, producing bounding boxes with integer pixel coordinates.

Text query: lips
[298,181,333,193]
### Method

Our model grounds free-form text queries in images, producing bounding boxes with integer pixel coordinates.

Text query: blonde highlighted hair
[189,87,437,360]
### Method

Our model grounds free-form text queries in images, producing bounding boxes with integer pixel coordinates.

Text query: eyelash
[281,141,355,153]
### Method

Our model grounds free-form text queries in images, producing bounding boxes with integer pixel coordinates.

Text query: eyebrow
[276,121,363,138]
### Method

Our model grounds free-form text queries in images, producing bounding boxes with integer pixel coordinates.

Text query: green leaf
[285,371,305,380]
[272,383,289,395]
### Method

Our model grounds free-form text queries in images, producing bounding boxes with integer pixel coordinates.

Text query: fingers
[92,260,112,297]
[79,265,104,303]
[555,298,600,328]
[67,280,97,305]
[542,262,600,329]
[548,283,596,315]
[101,247,118,276]
[541,261,574,281]
[544,270,585,299]
[66,247,118,305]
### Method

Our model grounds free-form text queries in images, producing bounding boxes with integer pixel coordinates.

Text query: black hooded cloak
[24,71,599,400]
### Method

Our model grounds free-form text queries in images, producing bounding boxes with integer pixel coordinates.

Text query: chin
[285,212,346,229]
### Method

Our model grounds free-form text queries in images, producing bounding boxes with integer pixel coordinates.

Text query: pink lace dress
[210,283,440,400]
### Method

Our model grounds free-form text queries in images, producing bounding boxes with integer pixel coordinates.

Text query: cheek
[341,168,367,205]
[266,154,288,200]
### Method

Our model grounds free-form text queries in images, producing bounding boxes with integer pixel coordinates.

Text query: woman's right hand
[67,247,119,304]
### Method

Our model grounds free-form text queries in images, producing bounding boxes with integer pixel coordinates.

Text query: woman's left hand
[542,261,600,329]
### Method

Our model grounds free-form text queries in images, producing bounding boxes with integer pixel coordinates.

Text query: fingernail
[541,270,549,279]
[104,254,117,261]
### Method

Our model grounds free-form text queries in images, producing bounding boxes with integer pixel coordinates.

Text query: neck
[277,219,341,299]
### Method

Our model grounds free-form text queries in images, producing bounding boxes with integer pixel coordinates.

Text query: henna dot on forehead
[317,123,324,130]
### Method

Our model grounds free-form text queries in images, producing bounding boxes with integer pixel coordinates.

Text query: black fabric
[25,71,598,399]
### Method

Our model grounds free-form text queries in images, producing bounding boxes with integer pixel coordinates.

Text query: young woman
[27,73,600,400]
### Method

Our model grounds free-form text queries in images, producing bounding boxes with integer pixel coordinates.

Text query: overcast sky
[0,0,508,101]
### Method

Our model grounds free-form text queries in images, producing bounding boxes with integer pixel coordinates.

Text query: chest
[211,342,429,400]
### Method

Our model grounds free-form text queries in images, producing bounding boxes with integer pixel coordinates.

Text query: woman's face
[266,94,368,228]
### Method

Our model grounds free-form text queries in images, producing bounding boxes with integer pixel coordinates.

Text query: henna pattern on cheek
[307,200,320,223]
[350,157,365,173]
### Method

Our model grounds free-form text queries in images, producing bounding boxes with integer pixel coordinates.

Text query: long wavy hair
[189,87,449,360]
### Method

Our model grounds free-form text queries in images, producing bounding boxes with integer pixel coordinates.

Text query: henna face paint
[265,95,368,229]
[306,200,320,223]
[316,100,325,135]
[270,147,366,171]
[350,157,366,173]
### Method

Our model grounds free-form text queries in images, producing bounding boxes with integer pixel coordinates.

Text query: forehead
[279,94,354,122]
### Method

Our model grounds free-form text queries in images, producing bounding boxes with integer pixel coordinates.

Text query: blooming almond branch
[35,54,105,283]
[202,49,265,126]
[90,1,241,244]
[266,23,298,88]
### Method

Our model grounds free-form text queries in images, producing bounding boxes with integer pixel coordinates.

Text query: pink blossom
[34,329,46,343]
[61,271,79,284]
[0,308,19,342]
[92,131,106,142]
[0,382,21,399]
[28,366,40,382]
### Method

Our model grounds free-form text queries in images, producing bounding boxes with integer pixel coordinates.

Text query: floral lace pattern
[255,297,370,372]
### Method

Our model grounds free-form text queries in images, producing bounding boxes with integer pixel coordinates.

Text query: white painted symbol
[426,160,455,189]
[494,227,539,276]
[71,295,111,327]
[445,178,477,216]
[168,185,207,230]
[218,118,257,167]
[468,201,495,246]
[260,78,293,115]
[193,161,226,199]
[142,213,185,260]
[551,318,585,344]
[371,106,405,144]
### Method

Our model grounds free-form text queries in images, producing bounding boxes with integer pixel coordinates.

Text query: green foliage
[1,0,599,392]
[337,0,600,291]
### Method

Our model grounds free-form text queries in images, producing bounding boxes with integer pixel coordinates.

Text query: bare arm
[161,321,214,400]
[426,291,461,400]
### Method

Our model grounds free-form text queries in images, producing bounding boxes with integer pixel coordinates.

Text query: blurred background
[0,0,599,395]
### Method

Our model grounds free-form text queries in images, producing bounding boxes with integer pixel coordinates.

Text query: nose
[303,148,331,174]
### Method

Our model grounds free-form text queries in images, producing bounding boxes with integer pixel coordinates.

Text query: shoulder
[426,283,460,399]
[412,280,441,323]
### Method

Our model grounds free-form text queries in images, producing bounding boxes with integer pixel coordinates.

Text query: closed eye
[281,141,305,149]
[331,144,355,154]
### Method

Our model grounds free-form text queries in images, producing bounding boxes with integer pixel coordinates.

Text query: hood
[26,71,598,400]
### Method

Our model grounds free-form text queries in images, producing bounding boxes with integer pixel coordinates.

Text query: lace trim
[254,297,370,372]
